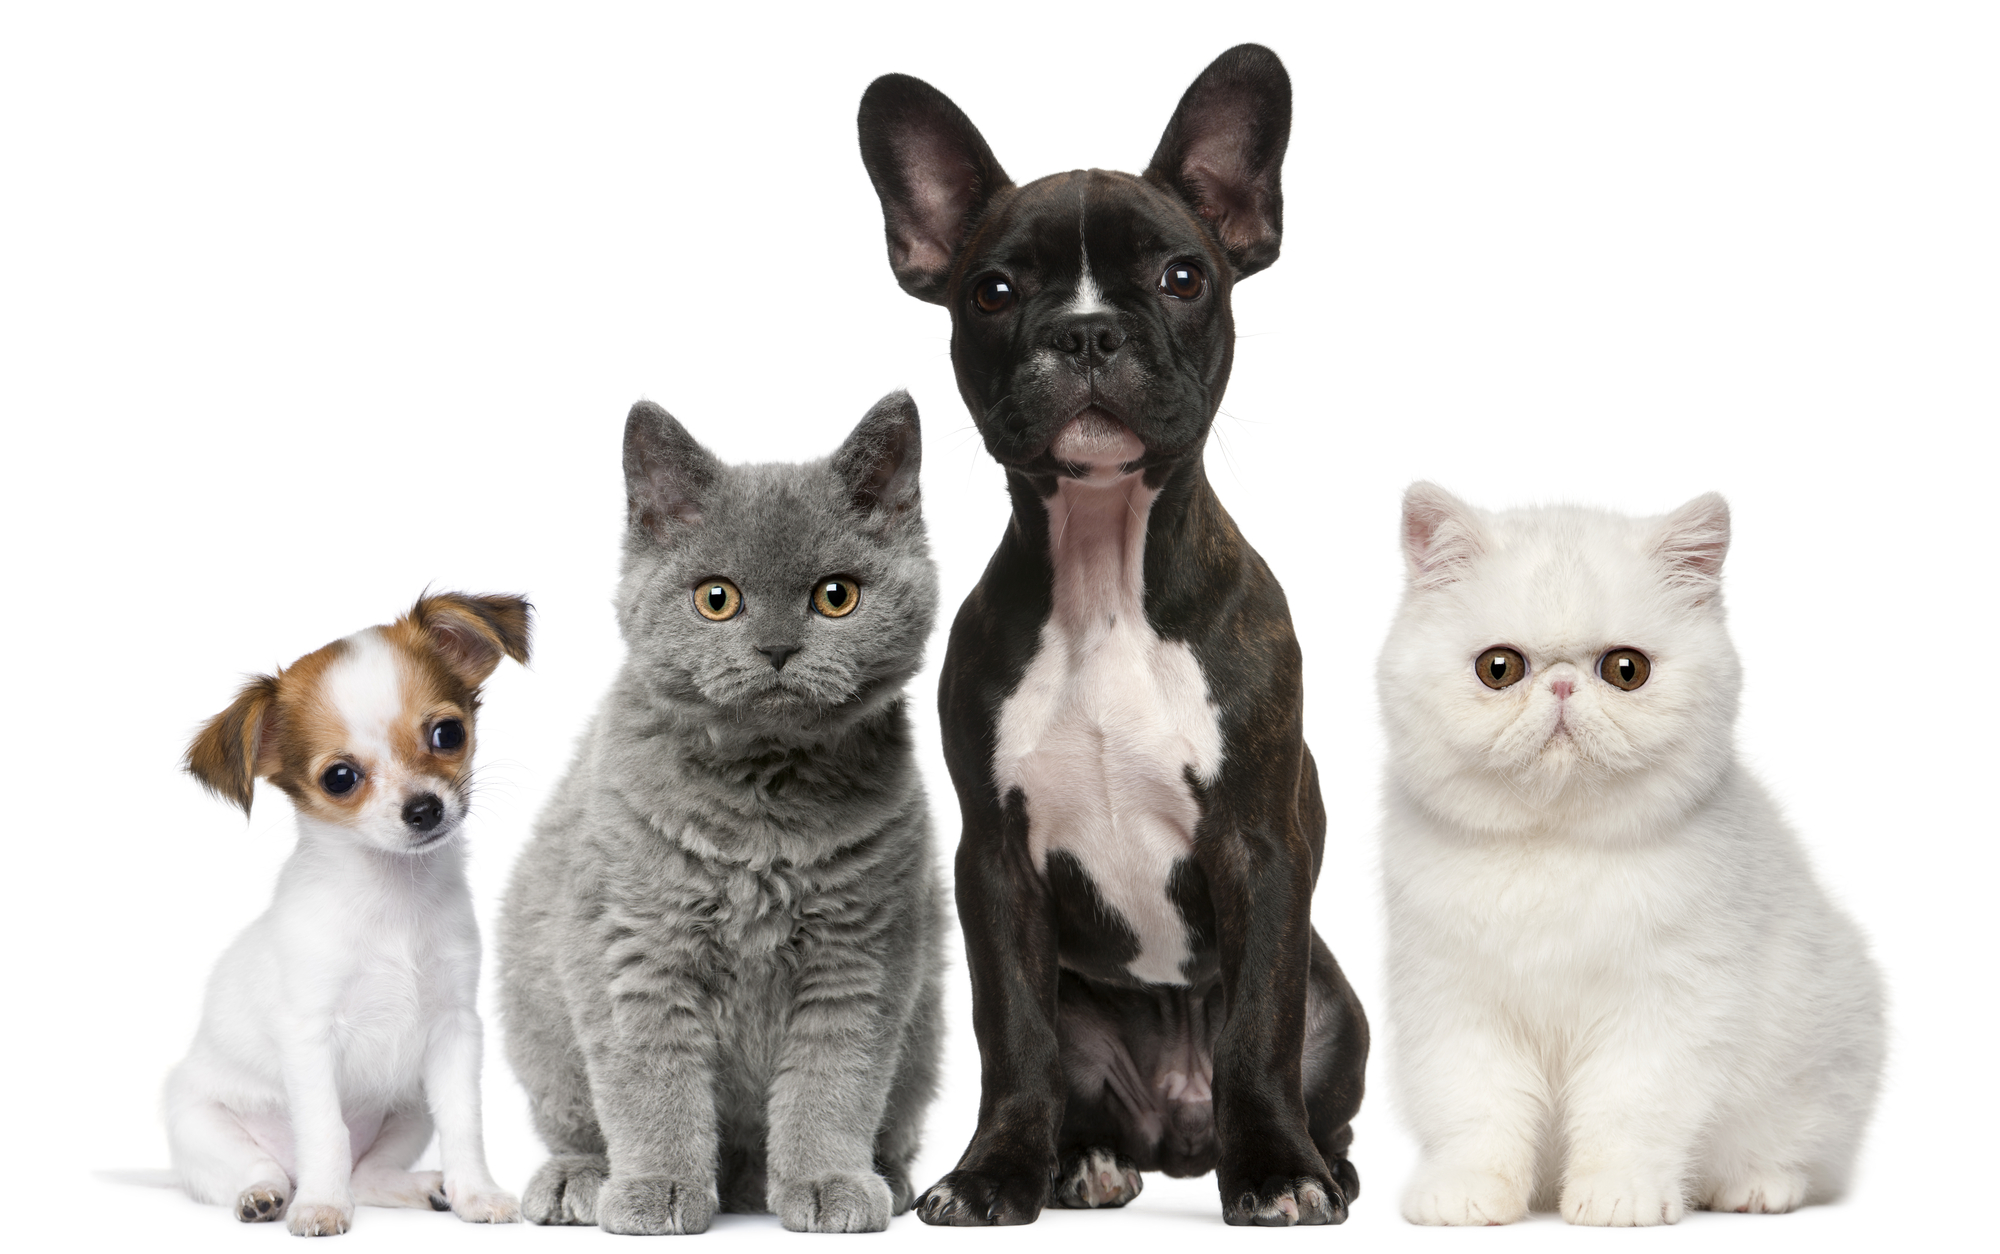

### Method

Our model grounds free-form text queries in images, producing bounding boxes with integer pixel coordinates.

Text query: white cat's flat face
[1379,487,1740,840]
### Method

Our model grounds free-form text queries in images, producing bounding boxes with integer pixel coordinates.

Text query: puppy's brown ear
[1145,44,1292,279]
[411,593,533,686]
[185,675,282,816]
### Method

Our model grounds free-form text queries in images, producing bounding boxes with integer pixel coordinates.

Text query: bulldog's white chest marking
[993,472,1225,986]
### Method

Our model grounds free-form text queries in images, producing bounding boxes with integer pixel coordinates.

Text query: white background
[3,3,1994,1250]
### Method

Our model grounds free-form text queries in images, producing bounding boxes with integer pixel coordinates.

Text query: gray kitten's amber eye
[694,579,741,621]
[1600,648,1651,691]
[812,578,860,618]
[1476,647,1527,689]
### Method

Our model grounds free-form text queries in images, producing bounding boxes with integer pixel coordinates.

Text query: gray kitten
[498,392,945,1235]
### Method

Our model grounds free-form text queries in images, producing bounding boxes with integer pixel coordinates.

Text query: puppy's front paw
[916,1166,1049,1226]
[774,1172,893,1233]
[236,1182,288,1222]
[286,1198,353,1237]
[446,1180,521,1224]
[350,1168,444,1210]
[1222,1174,1345,1226]
[1401,1162,1528,1226]
[1053,1147,1142,1209]
[1561,1170,1686,1226]
[598,1175,716,1236]
[521,1154,606,1225]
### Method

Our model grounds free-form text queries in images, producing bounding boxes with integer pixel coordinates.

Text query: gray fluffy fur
[498,392,945,1234]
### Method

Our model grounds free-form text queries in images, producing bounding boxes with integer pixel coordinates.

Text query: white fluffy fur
[1377,484,1884,1227]
[165,633,517,1235]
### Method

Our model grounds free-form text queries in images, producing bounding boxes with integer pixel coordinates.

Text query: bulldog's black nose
[402,793,443,832]
[759,644,799,671]
[1054,318,1125,361]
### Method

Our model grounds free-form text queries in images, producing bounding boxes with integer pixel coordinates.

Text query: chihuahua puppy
[165,593,530,1236]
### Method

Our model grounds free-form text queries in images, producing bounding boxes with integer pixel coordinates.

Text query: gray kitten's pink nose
[1552,680,1574,699]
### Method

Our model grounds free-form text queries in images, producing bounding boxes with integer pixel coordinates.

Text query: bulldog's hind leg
[1303,930,1370,1209]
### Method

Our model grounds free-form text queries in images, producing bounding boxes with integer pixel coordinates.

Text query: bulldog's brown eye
[694,578,741,621]
[812,578,860,618]
[1600,648,1651,691]
[972,274,1016,314]
[1160,261,1205,300]
[1476,647,1527,689]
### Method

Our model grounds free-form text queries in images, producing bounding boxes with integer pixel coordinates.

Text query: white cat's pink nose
[1552,680,1574,699]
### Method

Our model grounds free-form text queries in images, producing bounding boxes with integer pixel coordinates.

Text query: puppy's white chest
[992,476,1223,987]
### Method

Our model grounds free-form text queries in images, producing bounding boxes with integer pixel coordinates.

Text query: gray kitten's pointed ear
[624,401,719,541]
[1402,481,1484,591]
[1655,492,1731,599]
[858,74,1012,303]
[1144,43,1292,279]
[834,390,922,527]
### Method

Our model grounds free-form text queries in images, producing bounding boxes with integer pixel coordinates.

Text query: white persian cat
[1377,483,1883,1227]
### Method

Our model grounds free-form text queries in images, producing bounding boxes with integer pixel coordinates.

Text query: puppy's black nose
[1054,318,1125,360]
[758,644,798,671]
[402,793,443,832]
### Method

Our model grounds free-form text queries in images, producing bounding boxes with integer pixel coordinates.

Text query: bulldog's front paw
[1222,1174,1346,1226]
[235,1181,288,1222]
[285,1196,353,1237]
[521,1154,607,1225]
[916,1164,1050,1226]
[1560,1170,1686,1226]
[1401,1162,1527,1226]
[598,1174,716,1236]
[774,1172,893,1233]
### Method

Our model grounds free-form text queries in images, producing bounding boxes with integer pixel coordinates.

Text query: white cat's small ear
[835,391,922,528]
[1401,481,1484,590]
[1655,492,1731,596]
[623,401,718,540]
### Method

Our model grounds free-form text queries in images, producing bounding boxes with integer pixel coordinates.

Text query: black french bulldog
[857,45,1367,1227]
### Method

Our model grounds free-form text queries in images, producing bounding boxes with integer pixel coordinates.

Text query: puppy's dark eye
[1476,647,1527,689]
[812,577,860,618]
[1160,261,1205,300]
[972,274,1016,314]
[1600,648,1651,691]
[429,719,465,752]
[694,578,742,621]
[321,764,361,796]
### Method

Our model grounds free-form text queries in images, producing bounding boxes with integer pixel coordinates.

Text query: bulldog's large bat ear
[1145,43,1292,279]
[858,74,1012,304]
[833,390,922,529]
[624,401,720,542]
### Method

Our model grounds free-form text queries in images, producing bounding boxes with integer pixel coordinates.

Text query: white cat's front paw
[1705,1169,1807,1214]
[774,1172,893,1233]
[1561,1171,1685,1226]
[1401,1163,1528,1226]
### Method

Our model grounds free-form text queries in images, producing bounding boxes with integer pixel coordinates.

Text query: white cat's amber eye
[693,578,742,621]
[1476,647,1527,689]
[1600,648,1651,691]
[812,577,860,619]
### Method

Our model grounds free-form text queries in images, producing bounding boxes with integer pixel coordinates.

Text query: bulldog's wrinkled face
[944,170,1237,480]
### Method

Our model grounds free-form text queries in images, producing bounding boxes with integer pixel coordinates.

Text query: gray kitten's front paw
[774,1173,893,1233]
[522,1154,607,1225]
[599,1175,716,1235]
